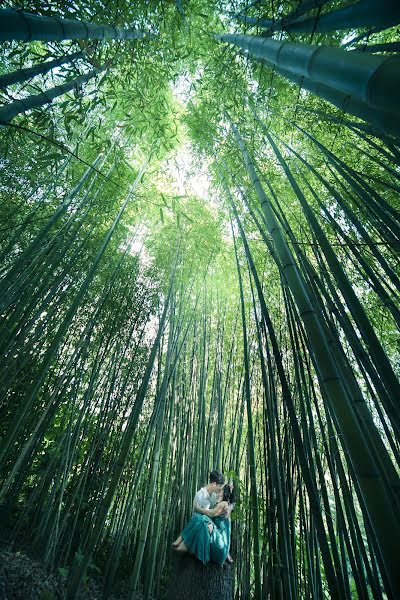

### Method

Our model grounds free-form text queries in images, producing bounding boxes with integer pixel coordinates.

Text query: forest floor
[0,548,144,600]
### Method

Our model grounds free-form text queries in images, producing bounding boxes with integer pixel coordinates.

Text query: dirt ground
[0,549,144,600]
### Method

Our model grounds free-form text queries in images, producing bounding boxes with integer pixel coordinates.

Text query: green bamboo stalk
[0,8,148,42]
[231,0,330,33]
[0,122,100,267]
[312,249,400,463]
[257,117,398,300]
[0,228,99,501]
[0,190,103,364]
[325,400,393,595]
[59,312,151,567]
[218,34,400,116]
[277,0,400,33]
[310,250,400,499]
[232,223,262,600]
[228,180,345,599]
[144,375,175,597]
[220,35,400,136]
[127,314,176,597]
[298,166,400,326]
[267,127,400,318]
[353,42,400,54]
[5,267,146,514]
[230,120,400,597]
[249,275,297,598]
[66,276,173,599]
[294,124,400,240]
[0,183,101,345]
[0,66,105,122]
[0,154,103,312]
[0,161,146,468]
[309,375,376,600]
[286,293,349,595]
[102,315,162,593]
[0,51,83,89]
[273,64,400,139]
[295,106,400,162]
[263,127,400,428]
[260,167,400,492]
[275,198,400,592]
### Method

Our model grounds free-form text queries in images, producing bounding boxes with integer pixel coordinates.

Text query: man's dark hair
[223,484,235,504]
[209,470,224,485]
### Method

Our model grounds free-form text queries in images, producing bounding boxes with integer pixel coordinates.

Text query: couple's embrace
[172,470,235,566]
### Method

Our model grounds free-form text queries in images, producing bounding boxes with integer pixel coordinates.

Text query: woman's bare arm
[194,502,227,517]
[223,503,235,519]
[194,504,217,517]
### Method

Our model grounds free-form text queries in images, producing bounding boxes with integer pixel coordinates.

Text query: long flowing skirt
[181,513,213,565]
[210,517,231,565]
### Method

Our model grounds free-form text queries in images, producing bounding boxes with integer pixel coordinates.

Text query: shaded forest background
[0,1,399,598]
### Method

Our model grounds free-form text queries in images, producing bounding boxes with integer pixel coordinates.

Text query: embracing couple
[172,470,235,566]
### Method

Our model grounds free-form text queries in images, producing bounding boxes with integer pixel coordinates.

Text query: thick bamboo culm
[232,0,400,33]
[0,67,105,122]
[218,34,400,117]
[0,51,83,89]
[217,34,400,135]
[0,8,147,42]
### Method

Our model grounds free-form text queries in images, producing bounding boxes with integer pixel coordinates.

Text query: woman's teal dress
[210,516,231,565]
[181,513,214,565]
[181,513,231,566]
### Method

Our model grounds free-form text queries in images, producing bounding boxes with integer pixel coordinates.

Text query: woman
[173,483,235,566]
[209,483,235,565]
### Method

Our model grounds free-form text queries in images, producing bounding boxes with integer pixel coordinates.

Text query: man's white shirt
[193,486,218,515]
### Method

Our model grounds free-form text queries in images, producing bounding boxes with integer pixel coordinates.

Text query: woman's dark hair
[209,470,224,485]
[223,483,235,504]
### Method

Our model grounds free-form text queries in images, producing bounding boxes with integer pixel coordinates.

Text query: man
[193,469,227,521]
[172,470,227,551]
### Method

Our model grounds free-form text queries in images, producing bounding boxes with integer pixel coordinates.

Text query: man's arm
[194,503,217,517]
[194,501,228,518]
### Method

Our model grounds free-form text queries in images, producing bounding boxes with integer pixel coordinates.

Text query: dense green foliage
[0,1,399,599]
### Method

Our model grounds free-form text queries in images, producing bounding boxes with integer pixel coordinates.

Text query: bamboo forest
[0,0,399,599]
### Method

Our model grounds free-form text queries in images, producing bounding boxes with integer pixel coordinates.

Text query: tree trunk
[165,552,233,600]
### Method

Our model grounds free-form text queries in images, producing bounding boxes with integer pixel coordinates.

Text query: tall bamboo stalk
[0,9,148,42]
[0,66,105,122]
[232,224,262,600]
[218,33,400,136]
[230,119,400,597]
[0,51,84,89]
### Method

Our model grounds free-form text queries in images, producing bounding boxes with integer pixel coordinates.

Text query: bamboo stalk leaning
[0,8,150,42]
[0,66,106,122]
